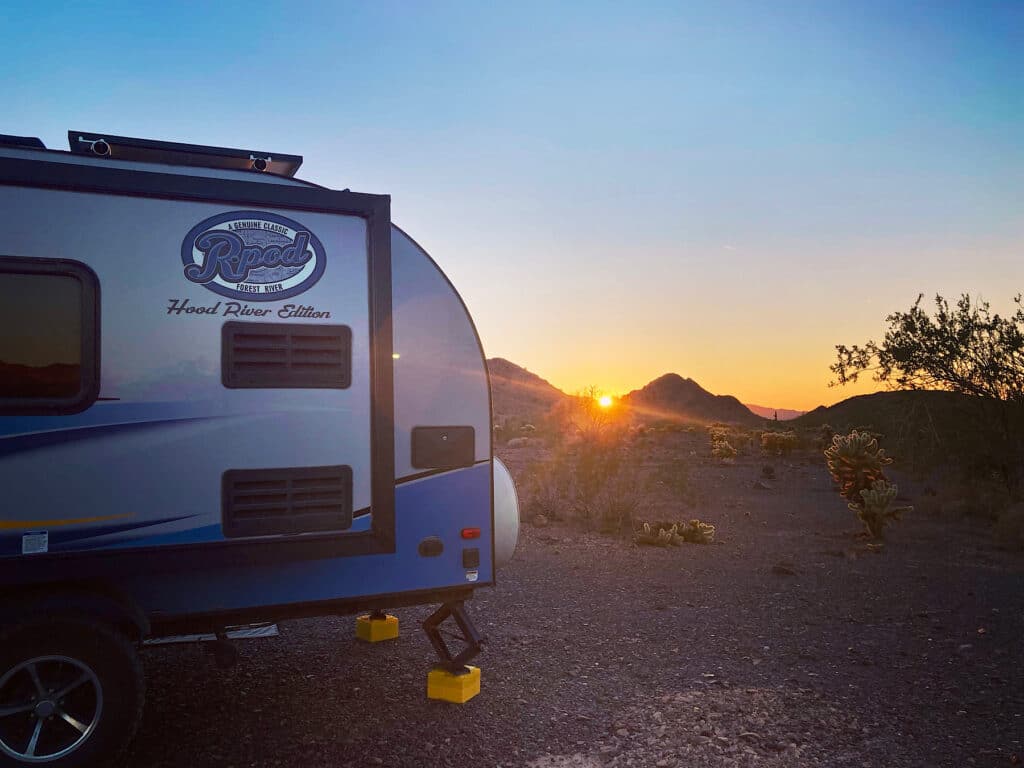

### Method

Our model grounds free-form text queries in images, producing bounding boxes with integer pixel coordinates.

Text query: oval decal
[181,210,326,301]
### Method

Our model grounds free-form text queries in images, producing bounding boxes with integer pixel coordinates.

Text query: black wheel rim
[0,656,103,763]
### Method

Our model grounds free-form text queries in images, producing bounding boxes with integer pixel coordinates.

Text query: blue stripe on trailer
[126,462,494,616]
[0,515,200,555]
[0,418,217,457]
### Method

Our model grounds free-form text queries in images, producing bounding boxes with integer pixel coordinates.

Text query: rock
[615,728,630,737]
[771,563,796,576]
[533,514,549,528]
[753,480,773,491]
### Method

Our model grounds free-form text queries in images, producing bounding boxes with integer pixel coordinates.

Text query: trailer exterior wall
[0,149,494,621]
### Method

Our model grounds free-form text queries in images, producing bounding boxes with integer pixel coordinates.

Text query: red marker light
[461,527,481,540]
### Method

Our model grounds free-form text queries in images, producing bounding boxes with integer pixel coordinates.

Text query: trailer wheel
[0,617,144,767]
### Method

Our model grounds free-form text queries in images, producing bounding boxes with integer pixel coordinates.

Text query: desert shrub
[807,424,837,452]
[526,387,643,534]
[935,474,1015,521]
[761,430,798,456]
[832,293,1024,496]
[593,462,646,535]
[571,438,627,518]
[525,452,573,520]
[825,430,912,539]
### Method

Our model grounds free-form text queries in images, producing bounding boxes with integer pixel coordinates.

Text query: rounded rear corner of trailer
[390,224,519,577]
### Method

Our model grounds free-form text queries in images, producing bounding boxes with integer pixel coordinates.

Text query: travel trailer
[0,131,519,767]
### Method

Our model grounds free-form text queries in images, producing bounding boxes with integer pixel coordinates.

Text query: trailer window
[0,257,100,414]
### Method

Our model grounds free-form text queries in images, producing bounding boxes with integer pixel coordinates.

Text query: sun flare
[597,395,613,408]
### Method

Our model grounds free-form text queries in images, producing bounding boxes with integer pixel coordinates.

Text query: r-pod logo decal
[181,211,327,301]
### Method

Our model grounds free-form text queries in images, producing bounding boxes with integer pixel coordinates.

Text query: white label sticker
[22,532,49,555]
[465,569,479,583]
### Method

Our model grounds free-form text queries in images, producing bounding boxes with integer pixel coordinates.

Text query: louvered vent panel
[222,322,351,389]
[222,465,353,538]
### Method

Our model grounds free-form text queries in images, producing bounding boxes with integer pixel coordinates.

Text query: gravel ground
[129,453,1023,767]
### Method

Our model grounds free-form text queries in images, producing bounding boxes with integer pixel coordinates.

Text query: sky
[2,1,1021,410]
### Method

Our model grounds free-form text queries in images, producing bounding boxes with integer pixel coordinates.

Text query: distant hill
[745,404,807,421]
[622,373,764,425]
[792,389,993,467]
[487,358,567,422]
[794,390,966,431]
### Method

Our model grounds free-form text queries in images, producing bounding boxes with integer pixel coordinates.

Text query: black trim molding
[0,154,397,569]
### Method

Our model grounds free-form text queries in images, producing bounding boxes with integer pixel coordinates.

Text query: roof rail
[0,134,46,150]
[67,130,303,177]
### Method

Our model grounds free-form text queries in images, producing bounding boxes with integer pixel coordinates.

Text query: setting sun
[597,395,613,409]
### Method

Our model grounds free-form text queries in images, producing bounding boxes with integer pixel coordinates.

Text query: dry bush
[933,474,1015,521]
[525,452,573,521]
[761,430,798,456]
[524,386,645,535]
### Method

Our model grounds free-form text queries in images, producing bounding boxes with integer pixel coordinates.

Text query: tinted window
[0,258,99,413]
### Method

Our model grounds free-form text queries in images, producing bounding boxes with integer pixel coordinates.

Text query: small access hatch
[411,426,475,470]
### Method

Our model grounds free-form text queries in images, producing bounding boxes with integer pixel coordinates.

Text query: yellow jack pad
[355,614,399,642]
[427,665,481,704]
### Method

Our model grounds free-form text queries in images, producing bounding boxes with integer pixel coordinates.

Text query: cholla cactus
[681,519,716,544]
[635,519,716,546]
[856,479,913,539]
[824,430,892,508]
[709,426,739,461]
[635,522,666,547]
[712,440,737,460]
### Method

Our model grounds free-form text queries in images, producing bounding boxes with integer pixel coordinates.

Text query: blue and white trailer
[0,131,519,767]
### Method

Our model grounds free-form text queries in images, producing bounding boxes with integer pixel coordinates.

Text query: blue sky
[3,1,1021,408]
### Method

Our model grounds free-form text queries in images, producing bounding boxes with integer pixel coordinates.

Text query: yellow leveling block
[355,613,399,642]
[427,665,481,704]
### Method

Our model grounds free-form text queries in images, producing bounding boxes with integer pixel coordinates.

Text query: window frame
[0,256,100,415]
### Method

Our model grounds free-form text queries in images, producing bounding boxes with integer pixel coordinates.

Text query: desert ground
[129,433,1023,767]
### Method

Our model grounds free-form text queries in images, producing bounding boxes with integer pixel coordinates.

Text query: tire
[0,617,144,768]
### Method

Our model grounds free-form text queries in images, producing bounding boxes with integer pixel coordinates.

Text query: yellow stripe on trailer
[0,514,131,530]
